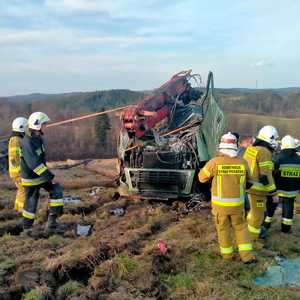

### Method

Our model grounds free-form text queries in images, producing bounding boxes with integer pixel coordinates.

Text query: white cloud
[251,59,273,68]
[45,0,120,13]
[1,0,300,95]
[0,28,57,44]
[0,26,190,53]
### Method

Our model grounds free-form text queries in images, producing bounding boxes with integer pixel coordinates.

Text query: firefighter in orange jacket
[199,132,256,263]
[8,117,28,212]
[243,125,278,240]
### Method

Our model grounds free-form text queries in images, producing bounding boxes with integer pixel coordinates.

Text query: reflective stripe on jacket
[198,154,250,208]
[8,135,22,178]
[243,145,276,196]
[21,132,54,186]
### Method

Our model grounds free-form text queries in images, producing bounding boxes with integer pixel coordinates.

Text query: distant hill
[216,90,300,118]
[1,87,300,159]
[2,87,300,117]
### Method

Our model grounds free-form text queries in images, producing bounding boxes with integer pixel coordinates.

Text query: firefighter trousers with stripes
[22,181,64,228]
[247,194,267,239]
[263,196,295,233]
[212,209,255,262]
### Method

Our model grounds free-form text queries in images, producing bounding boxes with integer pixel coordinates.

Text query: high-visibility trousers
[263,196,295,233]
[247,194,267,239]
[22,181,64,228]
[212,210,254,262]
[12,177,25,212]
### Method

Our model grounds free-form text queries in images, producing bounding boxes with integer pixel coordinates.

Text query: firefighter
[199,132,255,263]
[262,135,300,233]
[8,117,28,212]
[294,138,300,215]
[243,125,278,240]
[21,112,64,233]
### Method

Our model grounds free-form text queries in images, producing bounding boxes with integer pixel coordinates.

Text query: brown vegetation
[0,160,300,299]
[226,112,300,137]
[2,88,300,161]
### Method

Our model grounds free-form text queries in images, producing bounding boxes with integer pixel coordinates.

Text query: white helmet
[257,125,279,149]
[219,132,238,151]
[281,135,296,150]
[28,112,50,130]
[294,138,300,149]
[12,117,28,133]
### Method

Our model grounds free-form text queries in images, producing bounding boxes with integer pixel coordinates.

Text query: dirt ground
[0,159,300,300]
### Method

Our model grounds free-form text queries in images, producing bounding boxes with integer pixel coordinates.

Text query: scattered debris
[63,196,82,204]
[109,208,125,216]
[157,240,168,254]
[89,186,105,197]
[76,224,93,237]
[186,193,207,212]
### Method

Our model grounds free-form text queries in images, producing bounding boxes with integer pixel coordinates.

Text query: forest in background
[1,87,300,160]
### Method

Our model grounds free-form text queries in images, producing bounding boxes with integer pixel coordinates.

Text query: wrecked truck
[118,70,225,201]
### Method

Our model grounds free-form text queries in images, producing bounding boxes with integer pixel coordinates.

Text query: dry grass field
[0,160,300,299]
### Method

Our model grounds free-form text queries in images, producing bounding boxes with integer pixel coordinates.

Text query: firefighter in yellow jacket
[199,132,256,263]
[8,117,28,212]
[243,125,278,240]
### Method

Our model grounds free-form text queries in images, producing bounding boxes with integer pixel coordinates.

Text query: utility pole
[255,80,258,89]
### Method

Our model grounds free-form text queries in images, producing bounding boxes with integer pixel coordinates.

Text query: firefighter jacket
[8,132,23,179]
[273,149,300,198]
[20,132,54,186]
[198,153,250,213]
[243,139,276,196]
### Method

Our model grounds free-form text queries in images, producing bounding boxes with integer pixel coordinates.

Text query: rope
[46,105,131,128]
[0,105,131,141]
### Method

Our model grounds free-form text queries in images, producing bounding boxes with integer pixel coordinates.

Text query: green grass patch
[165,273,194,290]
[128,217,144,230]
[22,289,44,300]
[47,234,65,249]
[114,253,139,279]
[56,280,82,300]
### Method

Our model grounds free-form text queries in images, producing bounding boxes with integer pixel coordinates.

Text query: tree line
[1,88,300,160]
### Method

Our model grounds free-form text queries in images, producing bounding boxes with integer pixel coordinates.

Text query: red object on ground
[157,240,168,254]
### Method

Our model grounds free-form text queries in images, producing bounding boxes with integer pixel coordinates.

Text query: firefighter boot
[281,223,292,233]
[45,214,67,234]
[261,221,271,230]
[22,217,34,236]
[259,226,268,239]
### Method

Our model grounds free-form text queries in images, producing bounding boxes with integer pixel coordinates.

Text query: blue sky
[0,0,300,96]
